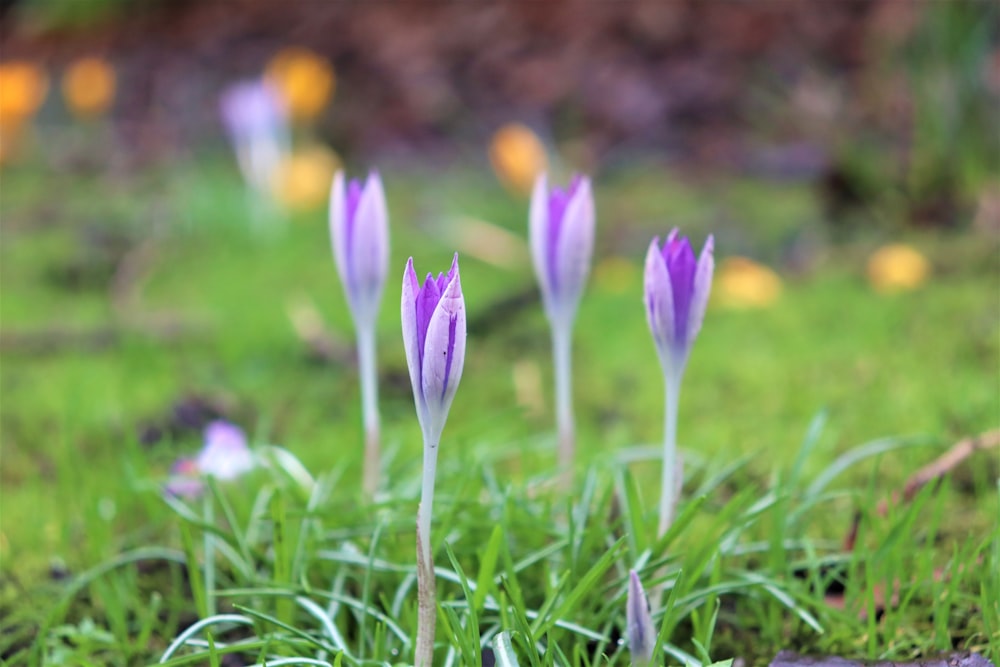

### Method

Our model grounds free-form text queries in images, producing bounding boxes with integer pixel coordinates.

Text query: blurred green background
[1,0,998,662]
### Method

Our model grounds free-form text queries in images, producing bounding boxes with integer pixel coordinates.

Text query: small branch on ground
[844,429,1000,551]
[829,429,998,618]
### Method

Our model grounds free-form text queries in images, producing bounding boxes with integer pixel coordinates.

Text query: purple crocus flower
[644,228,714,536]
[401,253,467,667]
[529,173,595,472]
[330,170,389,326]
[164,421,255,498]
[219,80,289,197]
[529,173,595,324]
[644,229,714,375]
[401,253,467,442]
[626,570,656,665]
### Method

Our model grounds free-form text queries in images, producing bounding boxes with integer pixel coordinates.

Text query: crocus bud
[529,173,595,325]
[626,570,656,665]
[330,170,389,326]
[644,229,714,376]
[401,254,467,443]
[219,80,288,196]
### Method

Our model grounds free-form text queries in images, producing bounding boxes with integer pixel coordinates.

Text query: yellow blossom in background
[265,47,335,122]
[489,123,548,196]
[273,143,341,212]
[0,61,48,127]
[715,257,782,309]
[62,57,116,118]
[594,256,639,294]
[867,243,929,293]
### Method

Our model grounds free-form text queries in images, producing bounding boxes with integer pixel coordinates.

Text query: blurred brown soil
[1,0,914,167]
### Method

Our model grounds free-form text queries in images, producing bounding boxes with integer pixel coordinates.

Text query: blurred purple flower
[164,421,255,499]
[626,570,656,665]
[644,229,714,375]
[164,458,204,499]
[330,170,389,327]
[529,173,595,324]
[219,79,289,196]
[644,228,714,536]
[401,253,466,442]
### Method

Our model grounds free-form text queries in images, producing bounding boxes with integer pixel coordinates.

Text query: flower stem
[657,372,682,538]
[552,324,575,474]
[202,493,216,617]
[357,326,380,497]
[415,433,439,666]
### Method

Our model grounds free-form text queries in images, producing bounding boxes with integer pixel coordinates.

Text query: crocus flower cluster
[165,421,255,499]
[219,79,289,205]
[401,253,467,667]
[529,173,595,471]
[644,229,714,535]
[330,170,389,495]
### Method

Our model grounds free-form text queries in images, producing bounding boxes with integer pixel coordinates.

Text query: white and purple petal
[401,258,424,413]
[529,172,595,324]
[626,570,656,664]
[663,231,697,344]
[644,236,675,357]
[196,421,255,481]
[552,176,594,318]
[529,173,551,303]
[685,234,714,346]
[330,171,349,286]
[331,171,389,325]
[420,255,466,438]
[644,230,714,374]
[349,172,389,320]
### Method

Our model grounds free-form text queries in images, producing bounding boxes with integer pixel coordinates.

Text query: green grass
[1,154,997,665]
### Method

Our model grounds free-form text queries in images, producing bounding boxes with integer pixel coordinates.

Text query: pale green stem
[357,325,380,497]
[657,370,683,538]
[202,493,216,617]
[552,324,575,473]
[415,431,440,666]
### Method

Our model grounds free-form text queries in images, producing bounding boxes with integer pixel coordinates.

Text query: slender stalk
[657,371,682,538]
[552,324,575,473]
[202,493,216,617]
[415,433,440,667]
[357,325,380,497]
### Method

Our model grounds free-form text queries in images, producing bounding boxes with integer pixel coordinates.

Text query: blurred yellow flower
[715,257,782,309]
[62,57,116,118]
[265,47,335,122]
[594,256,639,294]
[489,123,548,196]
[867,243,929,293]
[0,61,48,127]
[273,143,341,212]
